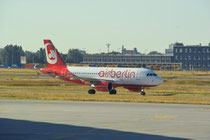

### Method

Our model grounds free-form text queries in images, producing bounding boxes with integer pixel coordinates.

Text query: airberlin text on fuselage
[99,69,135,79]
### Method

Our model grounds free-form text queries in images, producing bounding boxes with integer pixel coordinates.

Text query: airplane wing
[68,75,118,84]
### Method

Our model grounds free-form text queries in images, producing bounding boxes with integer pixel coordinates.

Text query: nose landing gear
[109,89,117,94]
[140,87,146,95]
[88,89,96,94]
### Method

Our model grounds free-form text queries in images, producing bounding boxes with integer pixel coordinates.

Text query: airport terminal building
[81,54,178,69]
[81,43,210,70]
[173,43,210,70]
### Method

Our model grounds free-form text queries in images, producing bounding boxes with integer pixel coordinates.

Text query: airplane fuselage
[66,66,163,87]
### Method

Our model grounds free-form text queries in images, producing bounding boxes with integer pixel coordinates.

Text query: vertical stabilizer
[43,40,66,67]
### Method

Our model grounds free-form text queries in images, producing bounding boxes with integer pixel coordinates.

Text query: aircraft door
[136,70,141,81]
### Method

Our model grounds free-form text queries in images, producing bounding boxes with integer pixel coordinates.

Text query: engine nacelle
[95,81,113,92]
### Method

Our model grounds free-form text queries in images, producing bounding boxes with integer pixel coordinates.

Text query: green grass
[0,68,210,104]
[0,92,210,105]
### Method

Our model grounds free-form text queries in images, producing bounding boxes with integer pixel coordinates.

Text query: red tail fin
[44,40,66,67]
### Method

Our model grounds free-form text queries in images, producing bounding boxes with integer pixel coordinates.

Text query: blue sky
[1,0,210,53]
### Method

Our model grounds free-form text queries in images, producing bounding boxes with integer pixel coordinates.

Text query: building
[121,46,139,54]
[79,50,86,55]
[173,43,210,70]
[81,53,179,69]
[82,42,210,70]
[165,44,174,54]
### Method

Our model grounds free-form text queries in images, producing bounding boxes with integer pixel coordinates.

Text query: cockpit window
[147,73,157,76]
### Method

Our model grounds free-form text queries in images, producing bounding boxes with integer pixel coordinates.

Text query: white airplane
[40,40,163,95]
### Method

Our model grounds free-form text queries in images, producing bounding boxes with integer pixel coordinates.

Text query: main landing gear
[88,83,117,95]
[108,83,116,95]
[88,89,117,95]
[140,87,146,96]
[109,89,117,95]
[88,89,96,94]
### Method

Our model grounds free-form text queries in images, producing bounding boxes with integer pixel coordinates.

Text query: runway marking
[138,120,145,122]
[138,126,210,132]
[191,108,210,111]
[152,115,177,120]
[104,126,113,129]
[0,110,11,113]
[38,103,52,106]
[120,123,130,126]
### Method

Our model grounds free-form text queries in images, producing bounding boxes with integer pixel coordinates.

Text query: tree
[60,53,67,63]
[36,48,46,64]
[25,51,36,63]
[108,51,121,55]
[25,48,46,64]
[0,45,24,64]
[148,51,162,55]
[0,45,84,65]
[66,49,83,63]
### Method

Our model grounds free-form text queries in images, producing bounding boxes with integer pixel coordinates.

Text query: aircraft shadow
[0,118,189,140]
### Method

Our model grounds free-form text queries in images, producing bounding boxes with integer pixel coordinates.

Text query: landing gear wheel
[141,91,146,96]
[109,89,117,95]
[140,87,145,96]
[88,89,96,94]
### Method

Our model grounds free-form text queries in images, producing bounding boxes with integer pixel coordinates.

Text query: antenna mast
[106,44,110,53]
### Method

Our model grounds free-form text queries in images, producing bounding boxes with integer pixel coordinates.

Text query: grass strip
[0,93,210,105]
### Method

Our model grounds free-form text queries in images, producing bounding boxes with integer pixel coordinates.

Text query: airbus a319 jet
[40,40,163,95]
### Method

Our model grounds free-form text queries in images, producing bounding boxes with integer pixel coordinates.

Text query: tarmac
[0,100,210,140]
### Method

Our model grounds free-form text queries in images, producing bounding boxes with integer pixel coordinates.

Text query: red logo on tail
[45,43,57,64]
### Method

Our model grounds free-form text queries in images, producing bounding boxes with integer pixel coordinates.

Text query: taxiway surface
[0,100,210,140]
